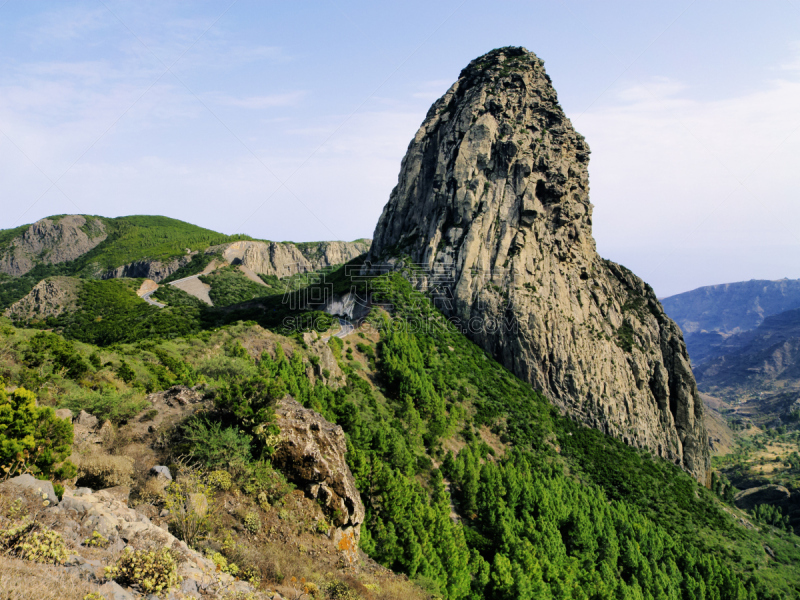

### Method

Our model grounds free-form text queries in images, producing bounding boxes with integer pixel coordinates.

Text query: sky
[0,1,799,297]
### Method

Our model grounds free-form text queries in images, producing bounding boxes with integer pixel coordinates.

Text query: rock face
[3,276,80,320]
[0,215,107,276]
[734,485,791,511]
[367,47,710,482]
[100,256,192,282]
[272,396,365,540]
[215,239,370,277]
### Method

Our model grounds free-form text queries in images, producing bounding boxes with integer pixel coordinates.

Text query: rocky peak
[0,215,107,277]
[368,47,710,483]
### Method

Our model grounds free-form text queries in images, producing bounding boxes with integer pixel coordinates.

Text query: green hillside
[2,260,800,598]
[0,215,251,311]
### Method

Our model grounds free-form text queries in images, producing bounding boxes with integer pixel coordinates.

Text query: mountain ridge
[0,214,370,311]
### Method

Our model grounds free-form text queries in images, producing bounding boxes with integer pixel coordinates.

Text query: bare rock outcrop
[272,396,364,541]
[3,276,80,320]
[0,215,107,276]
[734,485,791,511]
[100,256,193,282]
[213,239,370,277]
[367,47,710,482]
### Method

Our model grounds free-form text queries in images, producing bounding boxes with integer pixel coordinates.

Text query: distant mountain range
[663,279,800,426]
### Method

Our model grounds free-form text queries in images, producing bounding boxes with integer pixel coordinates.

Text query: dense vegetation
[199,266,272,307]
[2,260,800,597]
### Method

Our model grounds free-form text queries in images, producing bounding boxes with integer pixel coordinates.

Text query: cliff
[368,47,709,482]
[214,239,370,277]
[0,215,106,277]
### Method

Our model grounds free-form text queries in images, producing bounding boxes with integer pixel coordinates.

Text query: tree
[0,386,73,477]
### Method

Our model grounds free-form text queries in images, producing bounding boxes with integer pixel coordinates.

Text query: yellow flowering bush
[83,530,110,548]
[208,469,232,491]
[0,519,67,564]
[243,511,260,534]
[17,528,68,564]
[104,547,180,595]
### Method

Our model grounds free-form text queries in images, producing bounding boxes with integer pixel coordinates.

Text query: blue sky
[1,1,799,296]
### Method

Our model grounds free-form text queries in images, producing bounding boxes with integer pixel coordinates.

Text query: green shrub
[105,547,180,595]
[116,360,136,383]
[83,530,110,548]
[16,528,68,564]
[243,511,261,534]
[197,355,258,382]
[58,388,149,424]
[164,467,213,548]
[0,387,73,477]
[179,416,252,470]
[22,332,92,380]
[241,460,293,504]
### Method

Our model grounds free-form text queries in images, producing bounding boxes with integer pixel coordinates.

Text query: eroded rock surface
[100,256,193,282]
[734,485,792,511]
[272,396,364,540]
[3,276,80,320]
[0,215,107,277]
[367,47,710,482]
[214,239,370,277]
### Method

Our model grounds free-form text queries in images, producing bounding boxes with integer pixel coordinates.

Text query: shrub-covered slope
[2,262,800,598]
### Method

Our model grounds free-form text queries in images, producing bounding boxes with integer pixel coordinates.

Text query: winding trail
[141,289,165,308]
[322,317,355,342]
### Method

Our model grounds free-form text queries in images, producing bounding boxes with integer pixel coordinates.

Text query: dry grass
[73,451,134,488]
[0,556,96,600]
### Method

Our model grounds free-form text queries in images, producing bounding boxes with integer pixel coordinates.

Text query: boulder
[0,473,59,505]
[99,485,130,504]
[98,581,135,600]
[272,396,365,541]
[55,408,73,421]
[150,465,173,481]
[157,385,204,407]
[365,46,710,483]
[75,410,98,429]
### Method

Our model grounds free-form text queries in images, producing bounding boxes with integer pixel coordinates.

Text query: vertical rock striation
[0,215,106,276]
[368,47,709,482]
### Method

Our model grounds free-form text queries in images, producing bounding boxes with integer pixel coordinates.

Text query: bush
[243,511,261,534]
[208,469,233,491]
[0,521,67,565]
[164,467,213,548]
[58,388,149,424]
[74,453,134,488]
[240,460,293,504]
[16,528,68,564]
[0,387,73,477]
[83,530,110,548]
[23,332,92,380]
[105,547,180,595]
[196,355,258,382]
[179,416,252,471]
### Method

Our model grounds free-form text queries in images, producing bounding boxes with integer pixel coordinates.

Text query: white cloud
[571,56,800,295]
[214,91,306,109]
